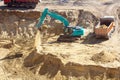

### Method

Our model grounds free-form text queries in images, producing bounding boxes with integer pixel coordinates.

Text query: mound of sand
[91,51,117,63]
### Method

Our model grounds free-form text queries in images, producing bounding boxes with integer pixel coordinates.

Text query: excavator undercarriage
[57,35,81,42]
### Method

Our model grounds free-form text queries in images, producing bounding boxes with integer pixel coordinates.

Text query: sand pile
[100,24,108,28]
[91,51,117,63]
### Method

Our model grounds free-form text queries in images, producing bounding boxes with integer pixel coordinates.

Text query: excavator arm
[36,8,69,28]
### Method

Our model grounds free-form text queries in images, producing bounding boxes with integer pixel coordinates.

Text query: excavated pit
[0,6,120,80]
[0,9,98,39]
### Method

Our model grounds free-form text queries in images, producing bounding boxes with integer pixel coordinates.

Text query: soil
[0,0,120,80]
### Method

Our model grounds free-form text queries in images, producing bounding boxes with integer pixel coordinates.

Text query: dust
[34,30,42,53]
[91,51,117,63]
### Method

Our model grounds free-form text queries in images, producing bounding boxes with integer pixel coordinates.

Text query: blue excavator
[36,8,84,42]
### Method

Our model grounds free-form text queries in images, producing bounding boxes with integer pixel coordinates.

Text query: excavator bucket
[57,35,81,42]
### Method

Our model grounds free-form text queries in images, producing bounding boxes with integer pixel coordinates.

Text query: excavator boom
[36,8,69,28]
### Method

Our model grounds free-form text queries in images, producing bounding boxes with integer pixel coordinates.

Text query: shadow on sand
[82,33,108,44]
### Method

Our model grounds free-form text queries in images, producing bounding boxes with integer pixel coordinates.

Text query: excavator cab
[64,26,84,36]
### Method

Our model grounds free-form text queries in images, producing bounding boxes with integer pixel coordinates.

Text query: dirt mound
[77,10,98,29]
[23,50,120,79]
[24,50,63,78]
[91,51,117,63]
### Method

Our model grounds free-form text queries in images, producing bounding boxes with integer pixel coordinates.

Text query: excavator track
[57,35,81,42]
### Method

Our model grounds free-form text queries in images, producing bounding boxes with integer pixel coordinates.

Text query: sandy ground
[35,0,120,67]
[0,0,120,80]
